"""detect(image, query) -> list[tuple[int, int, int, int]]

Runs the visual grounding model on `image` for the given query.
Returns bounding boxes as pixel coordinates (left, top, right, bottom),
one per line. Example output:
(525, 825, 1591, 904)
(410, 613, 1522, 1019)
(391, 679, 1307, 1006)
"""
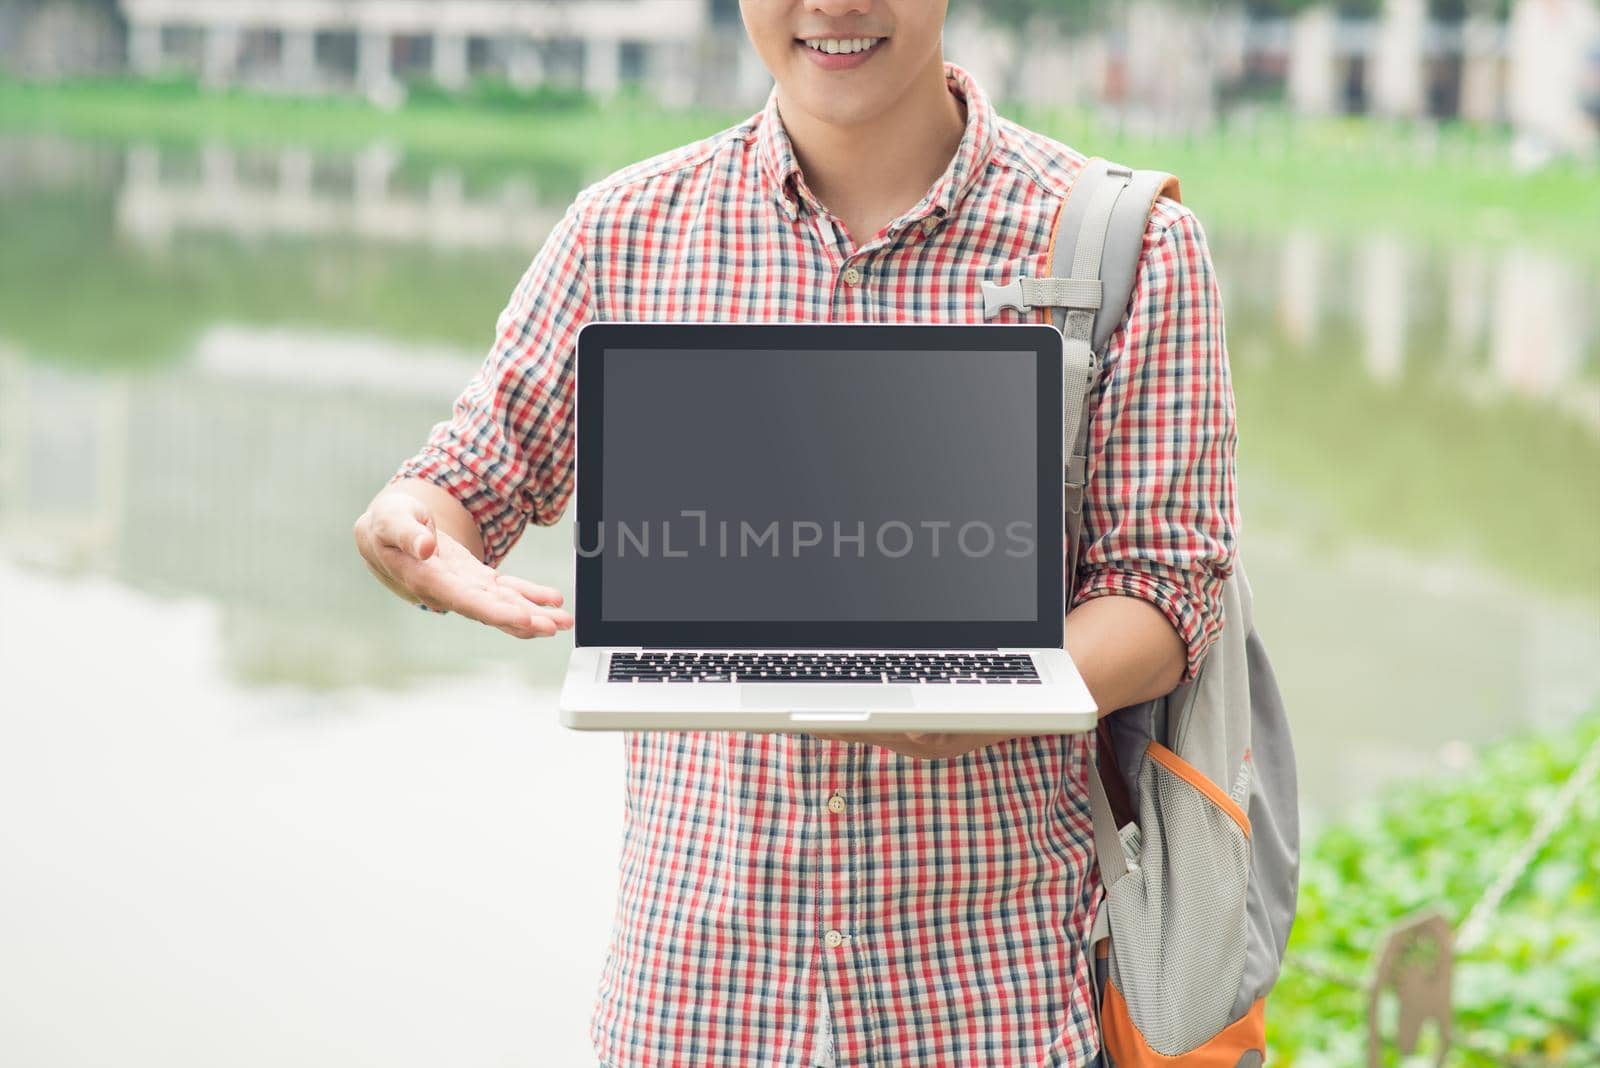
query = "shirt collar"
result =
(756, 60, 998, 230)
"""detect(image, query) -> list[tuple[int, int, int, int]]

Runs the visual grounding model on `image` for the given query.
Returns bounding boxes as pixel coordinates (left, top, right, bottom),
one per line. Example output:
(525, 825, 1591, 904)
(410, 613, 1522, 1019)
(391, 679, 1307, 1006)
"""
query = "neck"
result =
(777, 56, 966, 226)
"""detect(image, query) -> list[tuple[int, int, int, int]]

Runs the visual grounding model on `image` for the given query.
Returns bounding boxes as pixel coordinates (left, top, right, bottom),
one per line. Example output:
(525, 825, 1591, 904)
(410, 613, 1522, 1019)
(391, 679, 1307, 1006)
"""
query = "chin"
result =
(788, 81, 892, 127)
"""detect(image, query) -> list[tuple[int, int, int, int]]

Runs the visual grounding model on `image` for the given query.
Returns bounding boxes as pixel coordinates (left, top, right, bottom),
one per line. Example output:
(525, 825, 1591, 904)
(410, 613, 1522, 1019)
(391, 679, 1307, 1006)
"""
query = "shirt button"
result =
(920, 219, 938, 235)
(842, 265, 863, 286)
(824, 929, 847, 948)
(827, 793, 846, 814)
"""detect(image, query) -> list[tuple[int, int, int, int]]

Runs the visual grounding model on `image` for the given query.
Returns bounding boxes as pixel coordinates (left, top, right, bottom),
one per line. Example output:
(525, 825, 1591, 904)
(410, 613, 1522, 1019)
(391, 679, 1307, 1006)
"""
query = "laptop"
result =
(558, 322, 1098, 734)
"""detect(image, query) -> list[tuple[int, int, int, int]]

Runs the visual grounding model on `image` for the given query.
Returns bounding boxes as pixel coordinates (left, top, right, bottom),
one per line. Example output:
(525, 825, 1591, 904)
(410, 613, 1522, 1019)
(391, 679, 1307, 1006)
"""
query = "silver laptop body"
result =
(559, 322, 1098, 734)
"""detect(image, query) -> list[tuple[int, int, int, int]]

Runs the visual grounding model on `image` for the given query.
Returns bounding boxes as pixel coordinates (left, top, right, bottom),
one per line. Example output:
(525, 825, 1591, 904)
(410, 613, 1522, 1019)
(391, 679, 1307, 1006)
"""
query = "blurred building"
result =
(1275, 0, 1599, 162)
(0, 0, 1594, 159)
(114, 0, 752, 106)
(943, 1, 1597, 160)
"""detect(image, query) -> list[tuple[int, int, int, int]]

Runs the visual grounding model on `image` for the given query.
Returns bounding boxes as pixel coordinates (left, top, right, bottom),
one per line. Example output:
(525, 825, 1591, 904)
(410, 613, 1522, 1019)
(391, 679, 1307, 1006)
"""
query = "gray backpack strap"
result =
(1086, 757, 1131, 883)
(982, 158, 1184, 904)
(981, 157, 1182, 600)
(989, 162, 1294, 1067)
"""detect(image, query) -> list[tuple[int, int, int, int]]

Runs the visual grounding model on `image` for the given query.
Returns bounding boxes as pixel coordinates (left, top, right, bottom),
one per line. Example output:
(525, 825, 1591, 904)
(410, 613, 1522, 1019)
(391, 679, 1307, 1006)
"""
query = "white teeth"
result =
(806, 37, 880, 55)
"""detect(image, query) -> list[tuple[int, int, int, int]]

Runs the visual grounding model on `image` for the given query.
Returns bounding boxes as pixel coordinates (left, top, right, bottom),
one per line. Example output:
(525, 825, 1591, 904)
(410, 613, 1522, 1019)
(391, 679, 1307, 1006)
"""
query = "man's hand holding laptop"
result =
(801, 730, 1019, 760)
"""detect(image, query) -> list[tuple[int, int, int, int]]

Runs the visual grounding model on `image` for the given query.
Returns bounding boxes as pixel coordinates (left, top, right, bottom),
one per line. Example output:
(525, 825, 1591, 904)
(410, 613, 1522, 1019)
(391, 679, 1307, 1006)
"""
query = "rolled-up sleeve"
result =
(1068, 199, 1239, 683)
(390, 197, 594, 567)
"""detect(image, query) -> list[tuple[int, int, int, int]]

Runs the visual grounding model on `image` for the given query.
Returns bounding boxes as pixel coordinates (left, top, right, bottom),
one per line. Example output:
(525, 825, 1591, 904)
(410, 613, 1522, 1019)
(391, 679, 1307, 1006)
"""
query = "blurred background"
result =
(0, 0, 1596, 1064)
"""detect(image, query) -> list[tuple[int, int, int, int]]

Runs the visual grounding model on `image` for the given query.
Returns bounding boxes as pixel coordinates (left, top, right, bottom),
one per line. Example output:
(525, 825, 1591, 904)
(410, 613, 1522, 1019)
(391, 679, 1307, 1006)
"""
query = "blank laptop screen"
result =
(593, 347, 1039, 624)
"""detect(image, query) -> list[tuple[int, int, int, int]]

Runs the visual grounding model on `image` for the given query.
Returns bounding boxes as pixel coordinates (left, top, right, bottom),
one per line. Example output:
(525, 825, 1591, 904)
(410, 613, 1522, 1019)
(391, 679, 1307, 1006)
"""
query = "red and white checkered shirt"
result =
(394, 62, 1237, 1068)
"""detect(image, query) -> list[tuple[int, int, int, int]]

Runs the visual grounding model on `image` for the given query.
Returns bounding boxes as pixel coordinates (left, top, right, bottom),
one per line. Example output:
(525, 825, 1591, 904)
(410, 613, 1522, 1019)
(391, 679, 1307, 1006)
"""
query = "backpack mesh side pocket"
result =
(1101, 742, 1256, 1058)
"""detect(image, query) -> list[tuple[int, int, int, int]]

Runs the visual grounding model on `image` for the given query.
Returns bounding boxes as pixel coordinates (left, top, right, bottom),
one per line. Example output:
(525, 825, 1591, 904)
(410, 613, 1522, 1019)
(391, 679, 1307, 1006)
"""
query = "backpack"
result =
(982, 157, 1301, 1066)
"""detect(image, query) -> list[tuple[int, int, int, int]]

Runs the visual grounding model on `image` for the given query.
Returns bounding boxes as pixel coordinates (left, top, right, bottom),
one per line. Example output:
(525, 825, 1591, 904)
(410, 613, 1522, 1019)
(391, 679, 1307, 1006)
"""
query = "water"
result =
(1, 133, 1597, 1066)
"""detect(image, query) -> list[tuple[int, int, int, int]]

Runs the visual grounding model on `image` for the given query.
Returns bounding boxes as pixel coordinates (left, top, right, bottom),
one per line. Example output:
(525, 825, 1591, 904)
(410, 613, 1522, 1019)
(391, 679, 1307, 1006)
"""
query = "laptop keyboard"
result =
(606, 651, 1041, 684)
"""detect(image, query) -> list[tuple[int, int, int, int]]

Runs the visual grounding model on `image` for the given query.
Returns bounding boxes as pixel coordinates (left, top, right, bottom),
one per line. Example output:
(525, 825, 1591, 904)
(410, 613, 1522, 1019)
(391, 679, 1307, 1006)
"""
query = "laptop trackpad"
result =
(743, 686, 914, 710)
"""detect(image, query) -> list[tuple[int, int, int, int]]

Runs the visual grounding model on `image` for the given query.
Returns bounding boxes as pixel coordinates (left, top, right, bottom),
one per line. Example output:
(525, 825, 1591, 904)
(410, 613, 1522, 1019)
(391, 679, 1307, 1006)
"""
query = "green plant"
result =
(405, 77, 596, 114)
(1272, 711, 1600, 1065)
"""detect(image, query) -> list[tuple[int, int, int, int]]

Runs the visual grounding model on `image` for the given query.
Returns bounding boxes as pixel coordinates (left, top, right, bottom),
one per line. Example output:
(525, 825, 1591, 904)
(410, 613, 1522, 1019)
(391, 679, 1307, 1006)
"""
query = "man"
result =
(353, 1, 1237, 1065)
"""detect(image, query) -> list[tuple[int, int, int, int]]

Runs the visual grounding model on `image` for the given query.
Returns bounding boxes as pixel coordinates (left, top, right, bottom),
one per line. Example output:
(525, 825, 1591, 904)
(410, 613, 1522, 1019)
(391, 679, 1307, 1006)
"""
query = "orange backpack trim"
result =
(1101, 982, 1266, 1066)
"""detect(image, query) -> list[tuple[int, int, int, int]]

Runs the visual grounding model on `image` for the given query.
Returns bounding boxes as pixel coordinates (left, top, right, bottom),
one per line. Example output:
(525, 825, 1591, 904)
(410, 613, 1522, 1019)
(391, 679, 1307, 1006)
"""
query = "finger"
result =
(494, 574, 566, 607)
(377, 545, 506, 618)
(412, 569, 562, 637)
(837, 733, 908, 750)
(907, 734, 1009, 760)
(378, 495, 435, 559)
(490, 615, 560, 639)
(371, 544, 543, 633)
(534, 605, 575, 629)
(478, 602, 560, 639)
(372, 499, 432, 559)
(455, 584, 561, 636)
(488, 582, 573, 627)
(484, 583, 573, 630)
(496, 572, 566, 604)
(812, 731, 890, 745)
(862, 733, 955, 760)
(413, 511, 437, 560)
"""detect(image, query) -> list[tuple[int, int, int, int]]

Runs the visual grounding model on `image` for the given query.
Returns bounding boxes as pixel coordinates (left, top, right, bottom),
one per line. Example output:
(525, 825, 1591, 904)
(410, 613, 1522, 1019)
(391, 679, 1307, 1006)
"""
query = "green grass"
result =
(2, 76, 1597, 258)
(1008, 103, 1600, 262)
(1271, 710, 1600, 1065)
(0, 75, 739, 176)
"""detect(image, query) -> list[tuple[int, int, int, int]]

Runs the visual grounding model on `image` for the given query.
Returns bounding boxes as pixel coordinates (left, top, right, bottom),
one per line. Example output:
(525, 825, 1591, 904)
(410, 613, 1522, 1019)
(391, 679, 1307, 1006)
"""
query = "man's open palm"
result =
(355, 493, 573, 639)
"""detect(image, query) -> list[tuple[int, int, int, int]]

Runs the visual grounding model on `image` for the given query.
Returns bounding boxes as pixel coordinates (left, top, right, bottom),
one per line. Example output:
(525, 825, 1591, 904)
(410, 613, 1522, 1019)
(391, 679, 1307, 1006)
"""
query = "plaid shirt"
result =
(394, 63, 1237, 1068)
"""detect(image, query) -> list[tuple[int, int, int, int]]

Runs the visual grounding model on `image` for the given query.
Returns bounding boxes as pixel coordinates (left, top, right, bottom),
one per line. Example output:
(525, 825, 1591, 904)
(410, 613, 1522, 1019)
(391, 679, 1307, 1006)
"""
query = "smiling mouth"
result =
(797, 37, 888, 56)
